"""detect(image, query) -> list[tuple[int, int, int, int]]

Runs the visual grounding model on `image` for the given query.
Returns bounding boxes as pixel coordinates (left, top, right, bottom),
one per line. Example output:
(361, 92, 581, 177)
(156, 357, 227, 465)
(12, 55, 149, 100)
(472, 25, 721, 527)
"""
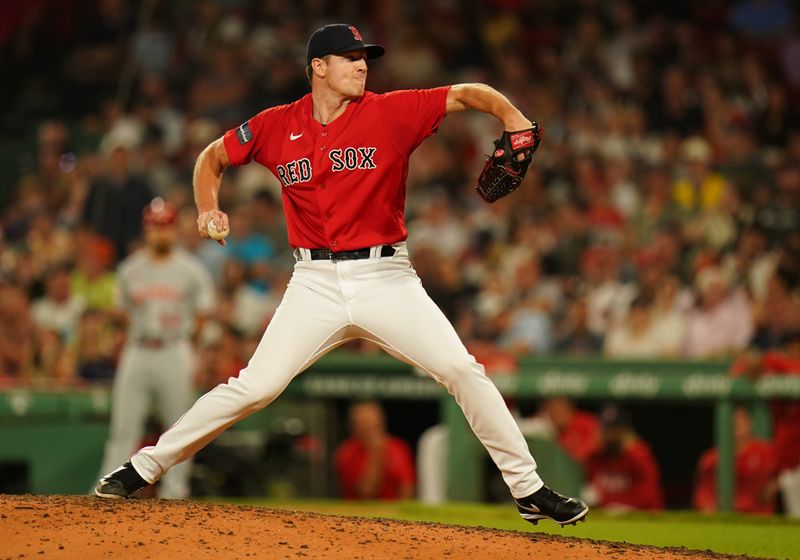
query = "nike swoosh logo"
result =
(290, 132, 303, 140)
(517, 502, 540, 513)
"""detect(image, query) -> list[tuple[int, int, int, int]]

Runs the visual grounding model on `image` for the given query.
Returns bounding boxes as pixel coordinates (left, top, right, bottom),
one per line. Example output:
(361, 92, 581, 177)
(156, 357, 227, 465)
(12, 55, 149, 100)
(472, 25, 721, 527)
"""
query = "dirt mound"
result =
(0, 495, 760, 559)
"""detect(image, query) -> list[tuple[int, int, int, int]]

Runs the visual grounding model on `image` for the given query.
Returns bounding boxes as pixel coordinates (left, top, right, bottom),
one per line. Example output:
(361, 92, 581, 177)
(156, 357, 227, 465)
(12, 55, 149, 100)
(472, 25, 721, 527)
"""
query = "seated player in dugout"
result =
(694, 406, 779, 515)
(335, 401, 415, 500)
(96, 23, 588, 527)
(520, 397, 601, 466)
(584, 406, 664, 511)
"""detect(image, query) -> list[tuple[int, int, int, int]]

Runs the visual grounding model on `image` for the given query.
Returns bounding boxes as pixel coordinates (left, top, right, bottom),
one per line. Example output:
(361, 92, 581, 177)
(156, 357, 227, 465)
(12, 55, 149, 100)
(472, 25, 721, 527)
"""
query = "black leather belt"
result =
(309, 245, 396, 261)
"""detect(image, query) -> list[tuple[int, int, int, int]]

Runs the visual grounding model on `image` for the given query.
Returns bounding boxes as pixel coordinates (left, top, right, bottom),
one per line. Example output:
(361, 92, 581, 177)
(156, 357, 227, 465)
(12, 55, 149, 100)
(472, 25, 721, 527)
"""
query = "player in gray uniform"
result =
(97, 198, 215, 499)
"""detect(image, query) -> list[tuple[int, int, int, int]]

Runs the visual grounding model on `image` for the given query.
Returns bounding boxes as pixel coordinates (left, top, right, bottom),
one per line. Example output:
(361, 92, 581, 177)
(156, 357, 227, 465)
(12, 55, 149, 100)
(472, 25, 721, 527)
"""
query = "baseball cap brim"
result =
(357, 44, 385, 59)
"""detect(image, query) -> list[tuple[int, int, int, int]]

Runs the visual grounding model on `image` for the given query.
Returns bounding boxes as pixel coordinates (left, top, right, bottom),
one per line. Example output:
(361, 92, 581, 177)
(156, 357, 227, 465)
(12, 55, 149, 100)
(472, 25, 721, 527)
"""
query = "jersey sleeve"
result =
(222, 108, 273, 166)
(113, 266, 131, 310)
(382, 86, 450, 154)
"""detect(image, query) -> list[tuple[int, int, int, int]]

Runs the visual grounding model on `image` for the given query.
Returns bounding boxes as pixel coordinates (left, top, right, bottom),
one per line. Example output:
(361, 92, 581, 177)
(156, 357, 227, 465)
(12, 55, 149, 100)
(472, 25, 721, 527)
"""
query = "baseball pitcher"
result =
(97, 24, 587, 526)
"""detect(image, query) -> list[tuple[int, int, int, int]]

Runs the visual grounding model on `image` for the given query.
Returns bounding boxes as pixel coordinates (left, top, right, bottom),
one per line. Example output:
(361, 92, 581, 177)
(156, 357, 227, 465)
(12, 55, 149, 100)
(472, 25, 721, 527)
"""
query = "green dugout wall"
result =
(2, 355, 798, 510)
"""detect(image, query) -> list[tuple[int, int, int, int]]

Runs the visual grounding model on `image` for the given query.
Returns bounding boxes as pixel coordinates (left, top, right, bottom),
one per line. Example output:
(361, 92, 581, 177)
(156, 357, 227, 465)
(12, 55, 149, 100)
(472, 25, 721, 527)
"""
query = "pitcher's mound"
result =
(0, 495, 756, 559)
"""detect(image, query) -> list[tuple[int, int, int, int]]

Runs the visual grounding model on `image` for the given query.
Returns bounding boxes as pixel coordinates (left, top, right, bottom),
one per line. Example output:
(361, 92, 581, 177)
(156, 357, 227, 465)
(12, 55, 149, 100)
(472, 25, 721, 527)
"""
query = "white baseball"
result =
(206, 218, 229, 241)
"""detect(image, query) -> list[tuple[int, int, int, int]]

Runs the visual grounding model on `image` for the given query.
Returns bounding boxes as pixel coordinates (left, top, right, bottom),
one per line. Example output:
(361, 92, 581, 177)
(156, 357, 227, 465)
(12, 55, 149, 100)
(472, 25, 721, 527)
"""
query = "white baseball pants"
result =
(131, 244, 543, 498)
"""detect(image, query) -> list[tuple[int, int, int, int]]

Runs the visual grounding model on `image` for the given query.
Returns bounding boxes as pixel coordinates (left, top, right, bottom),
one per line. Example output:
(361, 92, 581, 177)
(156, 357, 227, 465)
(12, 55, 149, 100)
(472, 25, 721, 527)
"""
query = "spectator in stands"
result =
(250, 189, 290, 262)
(70, 234, 117, 312)
(31, 263, 86, 344)
(554, 297, 604, 356)
(585, 406, 664, 511)
(718, 125, 771, 206)
(75, 309, 118, 384)
(722, 227, 779, 305)
(3, 6, 800, 514)
(406, 192, 470, 258)
(581, 245, 637, 340)
(188, 45, 252, 126)
(694, 406, 778, 514)
(24, 209, 75, 272)
(672, 137, 728, 215)
(650, 275, 690, 355)
(684, 266, 754, 358)
(604, 295, 666, 358)
(335, 401, 415, 501)
(676, 138, 741, 251)
(629, 165, 683, 245)
(81, 128, 154, 262)
(753, 267, 800, 349)
(223, 203, 275, 295)
(0, 283, 34, 383)
(500, 294, 555, 356)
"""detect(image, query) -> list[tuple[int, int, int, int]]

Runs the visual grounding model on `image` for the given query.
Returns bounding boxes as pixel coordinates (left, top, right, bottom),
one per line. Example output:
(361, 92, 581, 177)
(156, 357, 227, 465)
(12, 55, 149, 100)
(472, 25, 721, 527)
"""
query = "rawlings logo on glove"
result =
(476, 122, 542, 203)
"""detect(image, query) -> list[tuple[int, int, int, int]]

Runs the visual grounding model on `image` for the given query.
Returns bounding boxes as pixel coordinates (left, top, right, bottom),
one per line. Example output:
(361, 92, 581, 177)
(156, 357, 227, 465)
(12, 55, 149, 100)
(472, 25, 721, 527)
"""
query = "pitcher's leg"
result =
(350, 266, 542, 498)
(99, 347, 149, 476)
(131, 267, 351, 483)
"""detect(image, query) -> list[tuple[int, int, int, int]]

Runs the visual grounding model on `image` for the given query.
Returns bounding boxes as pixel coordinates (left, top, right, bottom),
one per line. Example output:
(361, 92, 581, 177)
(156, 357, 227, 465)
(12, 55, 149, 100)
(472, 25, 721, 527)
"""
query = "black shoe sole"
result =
(94, 488, 128, 499)
(521, 506, 589, 526)
(94, 490, 128, 500)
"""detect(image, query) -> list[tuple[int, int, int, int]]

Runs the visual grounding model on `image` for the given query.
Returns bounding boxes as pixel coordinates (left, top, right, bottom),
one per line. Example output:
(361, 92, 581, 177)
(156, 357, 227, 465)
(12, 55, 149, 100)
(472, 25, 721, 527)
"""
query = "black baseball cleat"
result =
(515, 485, 589, 526)
(95, 461, 150, 498)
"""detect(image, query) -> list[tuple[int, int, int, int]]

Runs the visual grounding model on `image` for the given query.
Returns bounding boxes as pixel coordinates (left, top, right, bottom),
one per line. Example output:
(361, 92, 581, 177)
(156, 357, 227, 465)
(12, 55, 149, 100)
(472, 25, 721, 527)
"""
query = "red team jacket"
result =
(223, 88, 450, 251)
(334, 436, 416, 500)
(693, 439, 778, 514)
(586, 439, 664, 510)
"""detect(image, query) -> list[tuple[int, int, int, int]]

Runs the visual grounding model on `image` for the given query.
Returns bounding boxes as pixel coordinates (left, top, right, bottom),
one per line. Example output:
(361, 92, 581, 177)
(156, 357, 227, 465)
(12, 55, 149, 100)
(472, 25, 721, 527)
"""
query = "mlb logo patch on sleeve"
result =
(236, 121, 253, 145)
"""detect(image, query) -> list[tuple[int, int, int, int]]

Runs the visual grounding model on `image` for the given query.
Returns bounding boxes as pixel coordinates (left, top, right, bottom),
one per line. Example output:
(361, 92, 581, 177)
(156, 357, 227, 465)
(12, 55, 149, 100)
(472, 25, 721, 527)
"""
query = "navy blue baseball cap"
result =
(306, 24, 385, 65)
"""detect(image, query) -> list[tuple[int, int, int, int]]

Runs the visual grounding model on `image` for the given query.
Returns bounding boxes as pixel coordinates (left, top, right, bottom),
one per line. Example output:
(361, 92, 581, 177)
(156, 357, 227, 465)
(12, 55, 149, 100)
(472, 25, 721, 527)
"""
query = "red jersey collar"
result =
(300, 92, 367, 131)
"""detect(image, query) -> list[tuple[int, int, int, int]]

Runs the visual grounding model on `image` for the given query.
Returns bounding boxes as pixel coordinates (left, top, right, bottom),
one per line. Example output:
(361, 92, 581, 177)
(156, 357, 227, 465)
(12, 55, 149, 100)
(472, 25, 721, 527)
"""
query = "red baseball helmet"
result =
(142, 198, 178, 227)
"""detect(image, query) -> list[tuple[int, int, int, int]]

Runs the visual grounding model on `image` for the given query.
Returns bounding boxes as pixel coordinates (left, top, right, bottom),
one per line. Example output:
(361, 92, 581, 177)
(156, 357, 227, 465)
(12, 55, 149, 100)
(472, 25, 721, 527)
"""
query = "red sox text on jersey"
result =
(276, 147, 378, 187)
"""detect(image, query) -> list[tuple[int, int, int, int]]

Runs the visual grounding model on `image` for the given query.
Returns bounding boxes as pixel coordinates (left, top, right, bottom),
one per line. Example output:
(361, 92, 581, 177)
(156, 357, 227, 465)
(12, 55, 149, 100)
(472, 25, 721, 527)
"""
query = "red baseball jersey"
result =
(334, 436, 416, 500)
(223, 87, 451, 251)
(693, 439, 778, 514)
(587, 439, 664, 510)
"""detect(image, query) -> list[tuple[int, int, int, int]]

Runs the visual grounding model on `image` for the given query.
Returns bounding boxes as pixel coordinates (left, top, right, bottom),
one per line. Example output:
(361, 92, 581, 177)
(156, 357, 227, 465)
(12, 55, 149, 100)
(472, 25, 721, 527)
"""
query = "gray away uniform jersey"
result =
(117, 248, 216, 342)
(99, 248, 215, 498)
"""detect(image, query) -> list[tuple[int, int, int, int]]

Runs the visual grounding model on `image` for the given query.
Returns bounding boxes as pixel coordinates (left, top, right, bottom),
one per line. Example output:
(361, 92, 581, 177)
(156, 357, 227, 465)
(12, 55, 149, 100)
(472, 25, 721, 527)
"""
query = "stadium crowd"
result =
(2, 0, 799, 385)
(1, 0, 800, 511)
